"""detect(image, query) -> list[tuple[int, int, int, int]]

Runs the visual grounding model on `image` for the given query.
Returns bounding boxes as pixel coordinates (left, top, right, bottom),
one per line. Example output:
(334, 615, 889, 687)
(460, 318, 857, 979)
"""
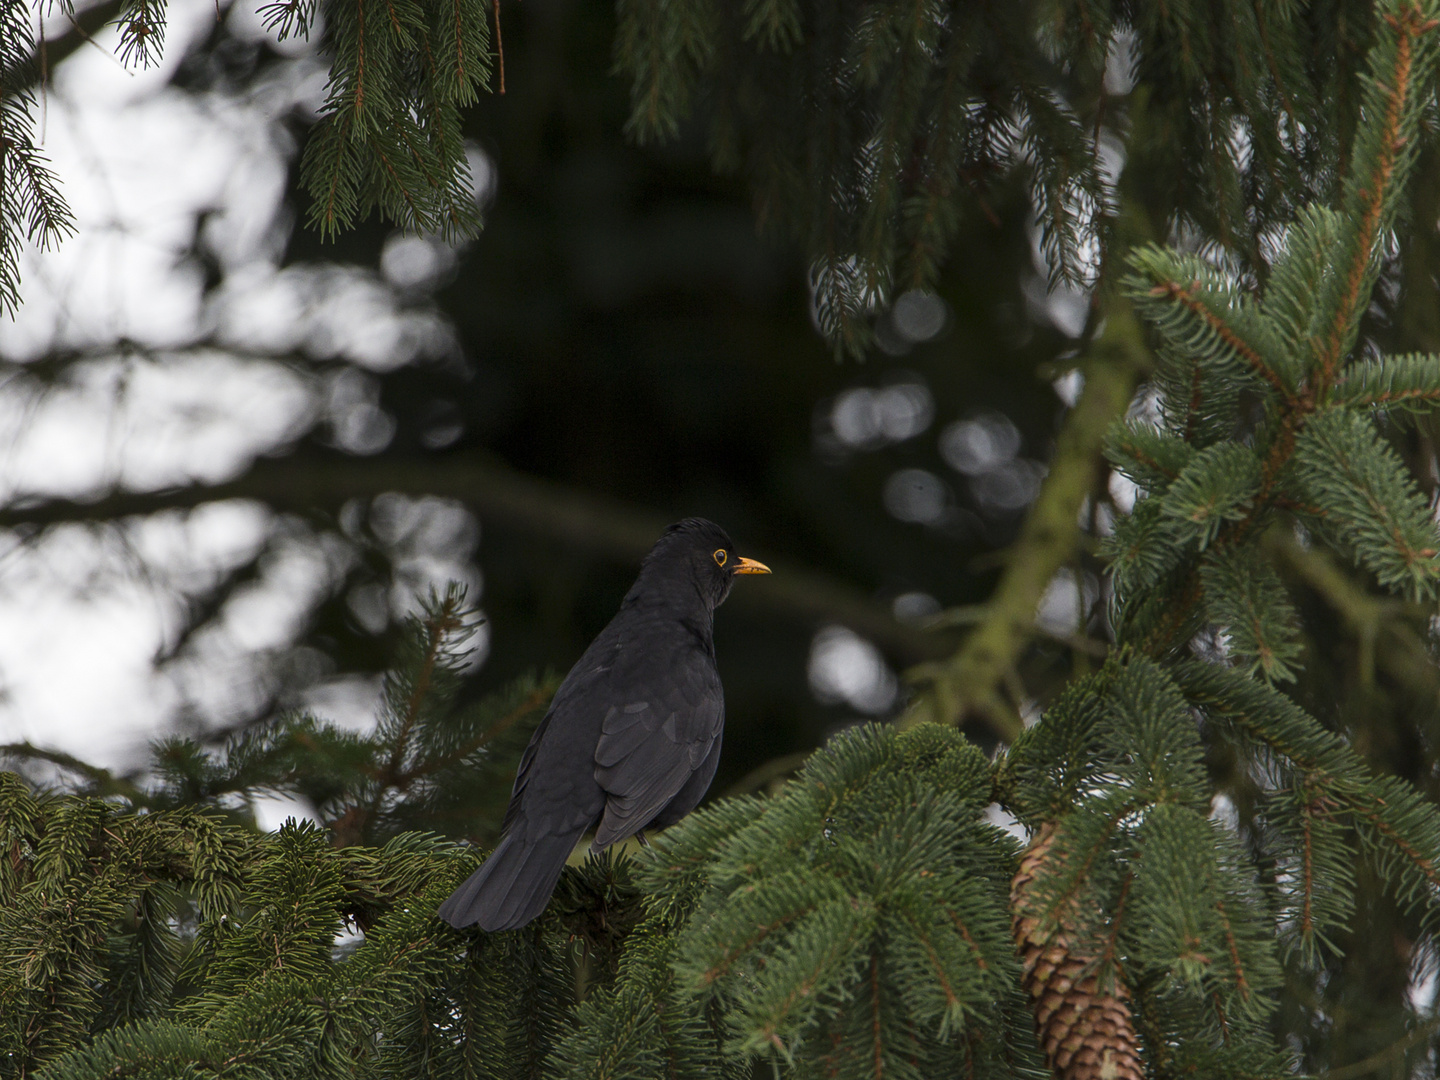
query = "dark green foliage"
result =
(1292, 409, 1440, 599)
(0, 588, 563, 1079)
(1097, 2, 1440, 661)
(998, 657, 1293, 1071)
(1006, 4, 1440, 1071)
(0, 778, 248, 1076)
(11, 815, 606, 1080)
(1334, 351, 1440, 412)
(296, 0, 491, 240)
(0, 0, 74, 315)
(0, 0, 491, 319)
(1174, 661, 1440, 961)
(3, 715, 1042, 1080)
(559, 723, 1042, 1080)
(1104, 422, 1195, 491)
(1199, 549, 1303, 682)
(1001, 646, 1440, 1068)
(0, 616, 611, 1080)
(116, 0, 167, 68)
(553, 907, 740, 1080)
(609, 0, 1396, 354)
(1158, 442, 1263, 548)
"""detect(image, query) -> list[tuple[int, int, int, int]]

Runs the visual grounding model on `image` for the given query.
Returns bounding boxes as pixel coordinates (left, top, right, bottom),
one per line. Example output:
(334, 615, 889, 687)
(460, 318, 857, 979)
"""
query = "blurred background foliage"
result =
(0, 0, 1093, 780)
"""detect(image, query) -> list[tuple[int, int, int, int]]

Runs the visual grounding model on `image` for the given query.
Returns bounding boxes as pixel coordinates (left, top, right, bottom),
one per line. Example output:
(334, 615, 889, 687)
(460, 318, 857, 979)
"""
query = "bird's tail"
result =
(437, 832, 577, 931)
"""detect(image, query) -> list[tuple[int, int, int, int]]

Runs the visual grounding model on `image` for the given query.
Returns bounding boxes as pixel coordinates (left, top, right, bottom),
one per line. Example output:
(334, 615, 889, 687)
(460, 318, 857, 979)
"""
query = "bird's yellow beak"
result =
(732, 556, 771, 575)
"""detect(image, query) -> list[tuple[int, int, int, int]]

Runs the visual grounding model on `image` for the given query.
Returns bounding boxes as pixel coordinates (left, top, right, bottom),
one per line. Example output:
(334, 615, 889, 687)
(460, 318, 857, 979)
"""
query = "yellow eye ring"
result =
(713, 549, 728, 567)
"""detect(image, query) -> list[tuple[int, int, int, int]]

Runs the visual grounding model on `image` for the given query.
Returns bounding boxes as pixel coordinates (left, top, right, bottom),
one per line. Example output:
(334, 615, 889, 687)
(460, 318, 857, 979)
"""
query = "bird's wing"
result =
(500, 637, 620, 835)
(591, 653, 723, 849)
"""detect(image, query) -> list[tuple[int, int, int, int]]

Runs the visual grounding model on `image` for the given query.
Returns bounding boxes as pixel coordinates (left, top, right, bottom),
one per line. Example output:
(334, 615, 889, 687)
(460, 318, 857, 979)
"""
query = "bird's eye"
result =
(713, 549, 728, 567)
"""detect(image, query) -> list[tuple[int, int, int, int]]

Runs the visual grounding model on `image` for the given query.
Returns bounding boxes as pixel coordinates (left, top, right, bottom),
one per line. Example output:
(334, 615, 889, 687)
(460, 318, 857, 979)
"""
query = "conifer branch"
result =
(1299, 795, 1318, 943)
(1265, 529, 1438, 694)
(1351, 793, 1440, 891)
(413, 683, 550, 776)
(376, 589, 467, 791)
(1147, 277, 1288, 396)
(1321, 1016, 1440, 1080)
(1334, 352, 1440, 411)
(1317, 1, 1439, 384)
(0, 452, 950, 666)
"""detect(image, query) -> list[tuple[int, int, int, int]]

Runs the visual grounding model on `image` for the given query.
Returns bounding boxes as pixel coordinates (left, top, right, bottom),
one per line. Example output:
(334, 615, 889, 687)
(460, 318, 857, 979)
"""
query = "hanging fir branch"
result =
(0, 0, 495, 318)
(612, 0, 1361, 355)
(0, 0, 74, 315)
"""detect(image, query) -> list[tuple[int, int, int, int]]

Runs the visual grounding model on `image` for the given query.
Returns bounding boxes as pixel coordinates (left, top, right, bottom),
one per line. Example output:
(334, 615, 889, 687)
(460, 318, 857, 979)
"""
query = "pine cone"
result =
(1011, 822, 1144, 1080)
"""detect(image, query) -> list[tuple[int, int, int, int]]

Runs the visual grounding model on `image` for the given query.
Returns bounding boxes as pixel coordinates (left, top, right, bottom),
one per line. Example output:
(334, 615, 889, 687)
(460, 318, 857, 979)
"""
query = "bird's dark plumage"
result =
(437, 518, 768, 931)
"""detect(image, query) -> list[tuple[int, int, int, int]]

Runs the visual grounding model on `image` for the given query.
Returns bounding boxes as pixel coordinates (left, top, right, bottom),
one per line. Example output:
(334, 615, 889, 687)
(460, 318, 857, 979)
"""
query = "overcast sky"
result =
(0, 0, 482, 769)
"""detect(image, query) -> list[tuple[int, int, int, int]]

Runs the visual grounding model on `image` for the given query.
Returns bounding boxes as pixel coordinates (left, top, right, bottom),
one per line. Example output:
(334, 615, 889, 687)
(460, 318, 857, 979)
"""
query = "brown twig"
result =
(1317, 6, 1438, 387)
(492, 0, 505, 94)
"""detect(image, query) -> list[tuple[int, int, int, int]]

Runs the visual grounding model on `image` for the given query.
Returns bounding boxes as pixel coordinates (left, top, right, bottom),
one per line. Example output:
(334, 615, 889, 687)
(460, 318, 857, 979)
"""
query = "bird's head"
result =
(640, 518, 771, 610)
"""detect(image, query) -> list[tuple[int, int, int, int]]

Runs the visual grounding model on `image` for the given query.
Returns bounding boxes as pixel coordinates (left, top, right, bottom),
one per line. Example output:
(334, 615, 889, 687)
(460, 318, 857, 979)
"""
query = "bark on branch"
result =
(0, 451, 957, 665)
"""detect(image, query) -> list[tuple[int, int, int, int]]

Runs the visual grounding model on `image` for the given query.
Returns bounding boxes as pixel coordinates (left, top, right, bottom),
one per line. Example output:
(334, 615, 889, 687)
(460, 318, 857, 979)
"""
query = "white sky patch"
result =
(1023, 273, 1090, 338)
(985, 802, 1027, 841)
(1035, 567, 1099, 636)
(0, 0, 482, 769)
(1408, 951, 1439, 1016)
(0, 559, 183, 762)
(7, 79, 286, 355)
(0, 502, 362, 764)
(1052, 368, 1084, 407)
(303, 674, 387, 734)
(807, 626, 897, 715)
(0, 353, 316, 503)
(1210, 792, 1240, 831)
(1108, 469, 1140, 514)
(251, 791, 322, 832)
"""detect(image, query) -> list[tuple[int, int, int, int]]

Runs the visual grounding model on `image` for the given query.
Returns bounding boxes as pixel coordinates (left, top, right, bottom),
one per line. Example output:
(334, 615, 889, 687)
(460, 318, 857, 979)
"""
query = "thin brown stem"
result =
(492, 0, 505, 94)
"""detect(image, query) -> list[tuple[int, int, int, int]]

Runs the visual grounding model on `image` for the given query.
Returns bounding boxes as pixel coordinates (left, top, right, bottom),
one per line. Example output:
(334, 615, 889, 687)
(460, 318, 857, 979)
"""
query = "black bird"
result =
(438, 518, 770, 931)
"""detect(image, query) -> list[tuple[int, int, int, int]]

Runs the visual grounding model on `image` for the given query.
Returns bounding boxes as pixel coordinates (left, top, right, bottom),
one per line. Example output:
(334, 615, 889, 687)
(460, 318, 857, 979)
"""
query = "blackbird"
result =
(438, 518, 770, 931)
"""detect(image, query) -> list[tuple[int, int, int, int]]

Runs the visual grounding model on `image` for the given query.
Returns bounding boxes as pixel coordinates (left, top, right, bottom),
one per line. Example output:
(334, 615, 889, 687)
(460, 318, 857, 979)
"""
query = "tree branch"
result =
(0, 452, 957, 665)
(904, 299, 1148, 738)
(1264, 528, 1439, 694)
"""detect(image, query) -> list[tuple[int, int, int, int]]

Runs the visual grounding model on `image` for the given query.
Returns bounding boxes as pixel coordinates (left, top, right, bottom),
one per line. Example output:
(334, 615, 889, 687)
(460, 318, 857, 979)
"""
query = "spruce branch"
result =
(1104, 422, 1194, 491)
(115, 0, 165, 68)
(1333, 352, 1440, 411)
(376, 585, 473, 790)
(1264, 528, 1437, 693)
(1290, 409, 1440, 599)
(1198, 547, 1303, 682)
(1315, 0, 1440, 384)
(1160, 442, 1263, 548)
(1125, 248, 1291, 396)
